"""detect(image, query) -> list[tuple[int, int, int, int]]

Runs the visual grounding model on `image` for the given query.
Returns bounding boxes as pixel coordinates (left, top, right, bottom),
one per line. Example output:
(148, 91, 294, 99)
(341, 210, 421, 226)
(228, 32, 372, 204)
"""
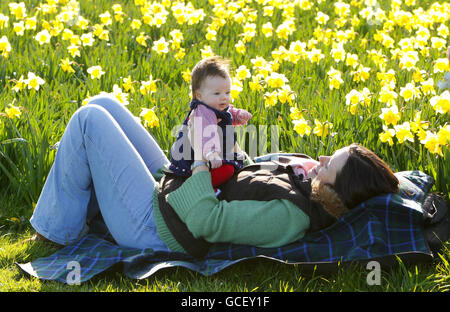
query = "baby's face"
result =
(195, 75, 231, 111)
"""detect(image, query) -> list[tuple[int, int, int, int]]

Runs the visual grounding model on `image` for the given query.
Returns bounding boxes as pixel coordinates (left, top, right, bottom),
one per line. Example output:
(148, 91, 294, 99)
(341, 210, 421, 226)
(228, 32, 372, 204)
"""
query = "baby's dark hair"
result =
(191, 57, 231, 99)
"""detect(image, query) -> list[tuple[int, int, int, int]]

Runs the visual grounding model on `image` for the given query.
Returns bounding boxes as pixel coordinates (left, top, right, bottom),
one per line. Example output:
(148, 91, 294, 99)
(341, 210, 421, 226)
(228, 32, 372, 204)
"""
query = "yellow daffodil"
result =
(62, 28, 74, 41)
(289, 107, 303, 120)
(34, 29, 52, 45)
(334, 1, 350, 17)
(112, 84, 129, 106)
(13, 21, 25, 36)
(70, 34, 81, 46)
(140, 107, 159, 128)
(24, 72, 45, 91)
(75, 16, 89, 30)
(251, 56, 267, 69)
(152, 37, 169, 55)
(306, 48, 324, 63)
(331, 43, 346, 63)
(394, 122, 414, 144)
(351, 65, 370, 83)
(400, 82, 420, 102)
(261, 22, 273, 37)
(379, 104, 401, 126)
(420, 131, 443, 156)
(277, 85, 296, 105)
(24, 15, 36, 30)
(9, 2, 27, 20)
(316, 11, 329, 25)
(67, 44, 80, 58)
(409, 111, 429, 136)
(329, 76, 344, 90)
(420, 78, 435, 96)
(313, 119, 333, 137)
(437, 125, 450, 146)
(412, 69, 426, 83)
(12, 75, 25, 92)
(345, 53, 359, 68)
(293, 118, 311, 136)
(0, 35, 11, 58)
(121, 76, 134, 93)
(431, 37, 446, 50)
(87, 66, 105, 80)
(235, 40, 246, 55)
(99, 11, 112, 26)
(230, 77, 242, 101)
(82, 92, 91, 106)
(140, 75, 157, 95)
(327, 67, 343, 90)
(265, 72, 288, 89)
(361, 87, 372, 106)
(60, 58, 75, 73)
(136, 32, 147, 47)
(201, 45, 215, 59)
(235, 65, 251, 81)
(130, 19, 142, 30)
(434, 58, 450, 73)
(93, 24, 104, 37)
(378, 86, 398, 106)
(152, 12, 168, 28)
(0, 14, 9, 29)
(174, 48, 186, 60)
(436, 24, 449, 37)
(379, 126, 396, 146)
(248, 74, 264, 92)
(399, 55, 417, 71)
(98, 30, 109, 41)
(80, 32, 94, 46)
(345, 90, 363, 115)
(5, 103, 22, 119)
(429, 91, 450, 114)
(181, 69, 191, 83)
(263, 90, 278, 107)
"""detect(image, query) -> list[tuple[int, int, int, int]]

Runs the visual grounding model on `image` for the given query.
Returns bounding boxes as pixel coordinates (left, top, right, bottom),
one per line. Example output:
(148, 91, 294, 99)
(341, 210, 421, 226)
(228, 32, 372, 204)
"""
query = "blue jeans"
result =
(30, 95, 170, 251)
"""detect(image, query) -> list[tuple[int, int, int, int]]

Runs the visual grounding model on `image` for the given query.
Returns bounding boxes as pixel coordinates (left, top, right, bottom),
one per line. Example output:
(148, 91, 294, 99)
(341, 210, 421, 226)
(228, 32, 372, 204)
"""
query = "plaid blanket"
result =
(17, 171, 435, 284)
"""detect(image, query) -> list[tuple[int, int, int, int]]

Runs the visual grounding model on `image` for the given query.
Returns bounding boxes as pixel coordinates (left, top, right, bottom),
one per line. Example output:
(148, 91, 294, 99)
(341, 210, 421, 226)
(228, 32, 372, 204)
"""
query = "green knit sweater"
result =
(152, 168, 310, 254)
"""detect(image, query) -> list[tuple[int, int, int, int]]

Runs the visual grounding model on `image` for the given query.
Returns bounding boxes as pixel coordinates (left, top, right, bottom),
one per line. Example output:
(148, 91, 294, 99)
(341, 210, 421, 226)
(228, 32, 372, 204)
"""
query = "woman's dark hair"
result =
(332, 143, 399, 209)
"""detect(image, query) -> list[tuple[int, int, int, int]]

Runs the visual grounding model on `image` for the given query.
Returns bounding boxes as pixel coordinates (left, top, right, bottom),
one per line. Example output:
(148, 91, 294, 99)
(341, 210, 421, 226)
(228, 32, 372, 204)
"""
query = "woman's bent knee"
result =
(86, 94, 122, 111)
(73, 104, 114, 134)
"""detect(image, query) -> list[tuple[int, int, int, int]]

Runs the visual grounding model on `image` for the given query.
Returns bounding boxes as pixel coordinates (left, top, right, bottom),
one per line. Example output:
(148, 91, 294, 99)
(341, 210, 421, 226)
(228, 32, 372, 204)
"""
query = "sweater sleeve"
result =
(166, 171, 310, 247)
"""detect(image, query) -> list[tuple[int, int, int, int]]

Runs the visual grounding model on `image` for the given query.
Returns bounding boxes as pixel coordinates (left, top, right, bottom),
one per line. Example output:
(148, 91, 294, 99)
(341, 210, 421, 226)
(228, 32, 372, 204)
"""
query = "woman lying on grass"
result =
(28, 95, 399, 257)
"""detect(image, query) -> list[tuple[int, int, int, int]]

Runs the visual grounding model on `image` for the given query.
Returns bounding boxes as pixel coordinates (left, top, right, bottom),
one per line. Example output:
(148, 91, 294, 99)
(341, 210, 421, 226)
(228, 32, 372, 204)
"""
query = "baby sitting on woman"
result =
(169, 57, 252, 189)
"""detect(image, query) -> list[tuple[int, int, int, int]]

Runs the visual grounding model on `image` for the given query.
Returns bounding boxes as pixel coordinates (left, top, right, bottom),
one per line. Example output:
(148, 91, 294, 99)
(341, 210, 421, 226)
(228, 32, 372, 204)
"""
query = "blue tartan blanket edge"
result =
(16, 170, 435, 284)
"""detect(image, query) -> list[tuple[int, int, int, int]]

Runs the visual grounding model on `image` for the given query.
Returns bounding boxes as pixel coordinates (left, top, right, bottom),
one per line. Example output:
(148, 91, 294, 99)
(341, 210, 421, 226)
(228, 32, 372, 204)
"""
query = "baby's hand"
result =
(206, 151, 223, 169)
(237, 110, 252, 124)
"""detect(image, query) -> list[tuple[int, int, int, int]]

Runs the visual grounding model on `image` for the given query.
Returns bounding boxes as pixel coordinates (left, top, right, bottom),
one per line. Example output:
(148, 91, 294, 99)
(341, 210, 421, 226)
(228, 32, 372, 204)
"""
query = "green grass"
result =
(0, 0, 449, 291)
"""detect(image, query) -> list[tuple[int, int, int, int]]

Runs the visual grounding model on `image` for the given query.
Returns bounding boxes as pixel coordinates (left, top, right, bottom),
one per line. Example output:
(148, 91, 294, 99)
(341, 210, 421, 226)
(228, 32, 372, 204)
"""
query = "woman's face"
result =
(309, 146, 350, 185)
